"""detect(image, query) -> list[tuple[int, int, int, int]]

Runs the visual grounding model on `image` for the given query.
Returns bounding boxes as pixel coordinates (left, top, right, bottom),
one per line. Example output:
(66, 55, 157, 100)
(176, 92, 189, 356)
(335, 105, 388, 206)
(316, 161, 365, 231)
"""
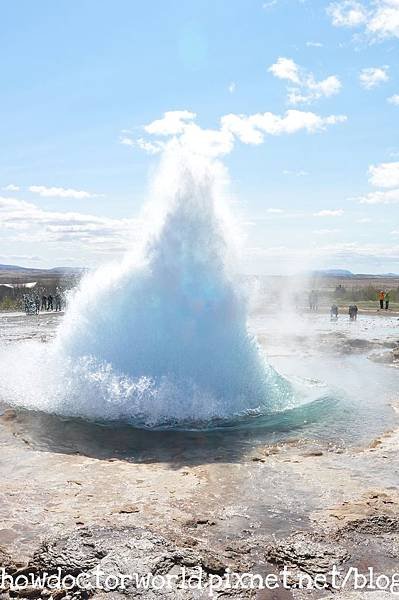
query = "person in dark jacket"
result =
(385, 291, 390, 310)
(330, 304, 338, 320)
(55, 293, 62, 312)
(349, 304, 358, 321)
(47, 294, 53, 311)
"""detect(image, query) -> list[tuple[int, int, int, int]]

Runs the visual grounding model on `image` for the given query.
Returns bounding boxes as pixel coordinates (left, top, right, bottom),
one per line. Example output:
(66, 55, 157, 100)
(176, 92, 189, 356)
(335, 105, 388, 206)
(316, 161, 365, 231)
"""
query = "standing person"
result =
(41, 294, 47, 311)
(308, 290, 314, 311)
(313, 290, 319, 312)
(55, 292, 62, 312)
(47, 294, 53, 311)
(349, 304, 358, 321)
(34, 295, 40, 315)
(330, 304, 338, 320)
(385, 291, 390, 310)
(379, 290, 385, 310)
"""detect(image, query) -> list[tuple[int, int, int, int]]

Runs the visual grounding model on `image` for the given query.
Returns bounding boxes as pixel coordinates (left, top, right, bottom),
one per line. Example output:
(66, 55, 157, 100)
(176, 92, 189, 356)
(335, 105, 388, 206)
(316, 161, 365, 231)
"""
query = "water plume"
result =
(0, 145, 294, 428)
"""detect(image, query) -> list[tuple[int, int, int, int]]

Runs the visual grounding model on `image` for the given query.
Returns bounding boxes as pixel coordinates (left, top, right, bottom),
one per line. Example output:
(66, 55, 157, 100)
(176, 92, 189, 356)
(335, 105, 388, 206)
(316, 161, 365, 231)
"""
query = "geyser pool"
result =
(0, 149, 296, 428)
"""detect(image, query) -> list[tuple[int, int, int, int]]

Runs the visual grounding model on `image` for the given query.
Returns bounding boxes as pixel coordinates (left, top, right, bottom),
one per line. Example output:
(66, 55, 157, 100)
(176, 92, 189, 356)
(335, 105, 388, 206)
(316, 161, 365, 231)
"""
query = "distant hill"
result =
(313, 269, 354, 277)
(50, 266, 86, 274)
(0, 263, 39, 272)
(0, 263, 85, 282)
(312, 269, 399, 278)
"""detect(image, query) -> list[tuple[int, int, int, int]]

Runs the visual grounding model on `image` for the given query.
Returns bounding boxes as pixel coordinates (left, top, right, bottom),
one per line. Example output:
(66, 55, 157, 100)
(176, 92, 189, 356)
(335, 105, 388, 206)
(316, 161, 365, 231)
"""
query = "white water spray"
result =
(0, 146, 293, 428)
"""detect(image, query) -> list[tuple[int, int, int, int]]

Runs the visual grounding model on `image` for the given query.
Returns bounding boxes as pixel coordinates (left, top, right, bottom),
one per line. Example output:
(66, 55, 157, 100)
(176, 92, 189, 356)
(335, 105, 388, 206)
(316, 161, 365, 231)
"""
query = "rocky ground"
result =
(0, 311, 399, 598)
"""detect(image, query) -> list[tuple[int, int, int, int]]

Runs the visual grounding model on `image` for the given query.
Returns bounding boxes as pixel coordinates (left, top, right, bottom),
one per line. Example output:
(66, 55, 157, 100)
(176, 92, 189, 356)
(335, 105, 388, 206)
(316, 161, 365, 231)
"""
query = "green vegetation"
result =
(0, 297, 19, 311)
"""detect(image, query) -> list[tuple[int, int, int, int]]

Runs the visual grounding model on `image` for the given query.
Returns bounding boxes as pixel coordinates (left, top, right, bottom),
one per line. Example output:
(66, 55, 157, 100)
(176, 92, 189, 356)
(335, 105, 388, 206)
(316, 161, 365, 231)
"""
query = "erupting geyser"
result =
(0, 147, 293, 428)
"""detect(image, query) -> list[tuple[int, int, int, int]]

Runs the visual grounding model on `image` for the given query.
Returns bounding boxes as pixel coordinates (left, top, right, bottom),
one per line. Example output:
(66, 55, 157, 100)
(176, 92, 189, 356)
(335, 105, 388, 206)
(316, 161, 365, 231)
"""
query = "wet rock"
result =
(301, 450, 323, 457)
(183, 518, 216, 528)
(368, 438, 382, 449)
(0, 547, 21, 573)
(342, 338, 372, 354)
(265, 531, 349, 578)
(328, 491, 399, 533)
(347, 339, 370, 349)
(369, 346, 399, 364)
(28, 526, 247, 598)
(344, 514, 399, 534)
(10, 587, 43, 598)
(113, 504, 140, 514)
(368, 351, 393, 364)
(0, 410, 17, 422)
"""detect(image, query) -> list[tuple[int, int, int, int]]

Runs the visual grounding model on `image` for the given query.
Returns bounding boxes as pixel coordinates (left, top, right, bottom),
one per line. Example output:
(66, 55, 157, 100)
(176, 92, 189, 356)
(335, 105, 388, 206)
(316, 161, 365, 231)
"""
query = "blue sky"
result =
(1, 0, 399, 273)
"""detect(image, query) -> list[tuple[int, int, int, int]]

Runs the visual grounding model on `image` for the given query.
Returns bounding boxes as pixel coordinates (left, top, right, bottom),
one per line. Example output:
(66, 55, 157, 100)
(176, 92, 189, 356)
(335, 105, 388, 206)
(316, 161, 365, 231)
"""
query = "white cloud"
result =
(327, 0, 399, 41)
(268, 57, 342, 104)
(359, 66, 389, 89)
(388, 94, 399, 105)
(0, 196, 139, 253)
(126, 109, 346, 158)
(368, 161, 399, 187)
(313, 228, 341, 234)
(269, 57, 300, 84)
(306, 41, 324, 47)
(262, 0, 278, 8)
(222, 110, 346, 138)
(357, 217, 372, 223)
(313, 209, 344, 216)
(144, 110, 196, 136)
(266, 208, 284, 213)
(228, 82, 236, 94)
(282, 169, 308, 176)
(136, 138, 165, 154)
(119, 135, 165, 154)
(29, 185, 97, 199)
(0, 254, 41, 263)
(356, 188, 399, 204)
(2, 184, 20, 192)
(327, 0, 368, 27)
(353, 160, 399, 204)
(119, 136, 135, 147)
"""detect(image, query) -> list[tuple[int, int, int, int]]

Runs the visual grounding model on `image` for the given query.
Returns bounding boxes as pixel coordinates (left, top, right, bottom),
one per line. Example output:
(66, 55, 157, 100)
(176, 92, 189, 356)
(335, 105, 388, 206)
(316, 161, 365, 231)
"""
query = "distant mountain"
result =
(0, 263, 40, 272)
(0, 264, 84, 277)
(311, 269, 399, 278)
(313, 269, 354, 277)
(49, 266, 86, 274)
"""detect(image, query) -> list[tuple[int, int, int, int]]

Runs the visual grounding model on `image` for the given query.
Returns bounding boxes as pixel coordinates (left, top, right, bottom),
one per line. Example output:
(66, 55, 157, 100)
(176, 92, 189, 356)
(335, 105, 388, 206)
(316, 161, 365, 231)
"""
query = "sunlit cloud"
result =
(313, 209, 344, 216)
(327, 0, 399, 42)
(2, 184, 20, 192)
(0, 196, 140, 253)
(28, 185, 98, 199)
(368, 161, 399, 188)
(122, 109, 347, 159)
(268, 57, 342, 104)
(359, 66, 389, 89)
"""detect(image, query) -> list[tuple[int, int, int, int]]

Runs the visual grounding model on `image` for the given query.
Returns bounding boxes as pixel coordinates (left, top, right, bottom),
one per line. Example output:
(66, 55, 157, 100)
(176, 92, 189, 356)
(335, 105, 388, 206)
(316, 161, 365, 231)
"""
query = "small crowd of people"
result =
(23, 291, 63, 315)
(330, 304, 358, 321)
(378, 290, 391, 310)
